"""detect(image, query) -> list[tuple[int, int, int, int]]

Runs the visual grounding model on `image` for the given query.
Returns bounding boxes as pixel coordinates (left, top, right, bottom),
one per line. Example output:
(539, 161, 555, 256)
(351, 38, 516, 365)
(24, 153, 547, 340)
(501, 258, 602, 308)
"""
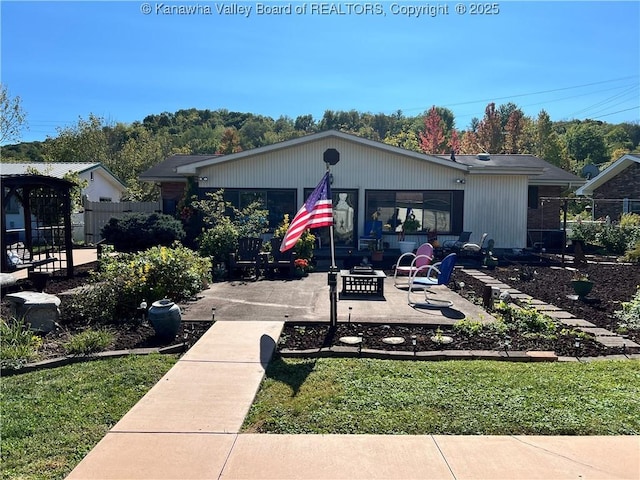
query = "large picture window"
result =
(222, 189, 297, 230)
(365, 190, 463, 235)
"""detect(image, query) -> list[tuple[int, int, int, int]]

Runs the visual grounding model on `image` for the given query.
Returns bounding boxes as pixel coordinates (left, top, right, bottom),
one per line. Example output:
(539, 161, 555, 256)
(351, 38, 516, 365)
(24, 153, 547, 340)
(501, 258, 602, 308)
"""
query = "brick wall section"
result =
(161, 182, 187, 202)
(593, 162, 640, 221)
(528, 185, 562, 230)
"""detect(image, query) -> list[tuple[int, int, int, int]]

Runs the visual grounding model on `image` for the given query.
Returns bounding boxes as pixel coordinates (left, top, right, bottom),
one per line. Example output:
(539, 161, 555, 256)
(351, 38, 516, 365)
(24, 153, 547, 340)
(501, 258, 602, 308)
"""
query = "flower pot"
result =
(148, 299, 182, 341)
(571, 280, 593, 298)
(398, 241, 416, 254)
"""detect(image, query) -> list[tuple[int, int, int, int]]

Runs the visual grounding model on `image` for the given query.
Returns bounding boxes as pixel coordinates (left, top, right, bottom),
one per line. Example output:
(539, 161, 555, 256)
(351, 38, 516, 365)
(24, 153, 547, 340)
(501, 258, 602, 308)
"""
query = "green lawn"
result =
(1, 354, 179, 480)
(243, 357, 640, 435)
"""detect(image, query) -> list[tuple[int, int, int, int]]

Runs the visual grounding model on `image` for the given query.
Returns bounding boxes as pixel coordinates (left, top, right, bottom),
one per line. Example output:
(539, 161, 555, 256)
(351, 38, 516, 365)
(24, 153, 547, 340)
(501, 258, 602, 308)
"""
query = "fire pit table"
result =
(339, 269, 386, 297)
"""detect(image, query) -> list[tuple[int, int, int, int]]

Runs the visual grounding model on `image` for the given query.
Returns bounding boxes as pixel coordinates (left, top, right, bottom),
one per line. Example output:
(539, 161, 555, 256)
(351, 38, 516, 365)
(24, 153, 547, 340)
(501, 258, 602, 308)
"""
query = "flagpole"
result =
(323, 148, 340, 328)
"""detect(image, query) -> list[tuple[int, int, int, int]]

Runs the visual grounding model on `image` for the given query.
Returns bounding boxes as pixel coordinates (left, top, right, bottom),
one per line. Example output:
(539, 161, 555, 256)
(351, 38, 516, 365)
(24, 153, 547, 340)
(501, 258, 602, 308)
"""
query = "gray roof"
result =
(0, 162, 126, 187)
(139, 155, 222, 182)
(438, 154, 584, 186)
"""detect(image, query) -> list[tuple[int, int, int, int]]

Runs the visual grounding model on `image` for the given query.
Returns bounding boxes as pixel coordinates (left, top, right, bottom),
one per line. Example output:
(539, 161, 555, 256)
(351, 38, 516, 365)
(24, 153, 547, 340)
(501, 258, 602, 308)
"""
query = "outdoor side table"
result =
(339, 269, 386, 297)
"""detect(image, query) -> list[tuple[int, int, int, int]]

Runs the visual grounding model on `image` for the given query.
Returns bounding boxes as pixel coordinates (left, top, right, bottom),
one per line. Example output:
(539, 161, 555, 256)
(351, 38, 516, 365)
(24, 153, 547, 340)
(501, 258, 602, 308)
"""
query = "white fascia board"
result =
(576, 154, 639, 196)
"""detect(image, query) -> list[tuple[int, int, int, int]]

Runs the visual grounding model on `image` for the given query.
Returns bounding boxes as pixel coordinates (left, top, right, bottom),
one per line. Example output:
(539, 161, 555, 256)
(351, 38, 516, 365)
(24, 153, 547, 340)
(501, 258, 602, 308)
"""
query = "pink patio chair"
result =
(393, 242, 434, 287)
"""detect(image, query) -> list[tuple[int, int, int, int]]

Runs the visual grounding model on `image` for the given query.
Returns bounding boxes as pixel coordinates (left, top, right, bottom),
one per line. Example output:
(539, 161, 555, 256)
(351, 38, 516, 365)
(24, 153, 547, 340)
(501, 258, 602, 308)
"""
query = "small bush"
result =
(623, 241, 640, 263)
(62, 243, 211, 326)
(619, 212, 640, 227)
(494, 302, 557, 334)
(596, 224, 640, 255)
(273, 214, 316, 260)
(614, 286, 640, 332)
(0, 318, 43, 367)
(101, 213, 185, 252)
(198, 217, 239, 264)
(65, 328, 115, 355)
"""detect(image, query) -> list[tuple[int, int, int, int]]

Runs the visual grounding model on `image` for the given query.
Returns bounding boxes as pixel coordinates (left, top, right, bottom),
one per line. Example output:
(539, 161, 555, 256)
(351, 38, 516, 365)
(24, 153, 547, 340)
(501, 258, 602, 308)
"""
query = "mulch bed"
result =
(278, 256, 640, 358)
(1, 263, 212, 362)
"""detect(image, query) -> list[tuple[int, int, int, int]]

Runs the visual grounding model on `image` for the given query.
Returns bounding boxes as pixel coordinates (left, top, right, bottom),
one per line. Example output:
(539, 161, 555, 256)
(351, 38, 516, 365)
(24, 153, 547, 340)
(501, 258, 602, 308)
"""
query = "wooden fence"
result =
(82, 199, 162, 245)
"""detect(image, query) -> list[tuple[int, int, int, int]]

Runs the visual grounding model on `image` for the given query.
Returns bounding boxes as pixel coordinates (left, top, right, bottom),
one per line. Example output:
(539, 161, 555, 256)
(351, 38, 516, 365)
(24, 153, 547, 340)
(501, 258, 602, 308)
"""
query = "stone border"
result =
(461, 268, 640, 354)
(278, 347, 640, 363)
(1, 343, 187, 377)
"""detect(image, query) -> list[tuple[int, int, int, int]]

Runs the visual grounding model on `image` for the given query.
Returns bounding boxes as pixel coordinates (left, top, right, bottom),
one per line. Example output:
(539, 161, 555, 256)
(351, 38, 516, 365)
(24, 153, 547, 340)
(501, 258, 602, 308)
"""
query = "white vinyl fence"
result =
(82, 199, 162, 245)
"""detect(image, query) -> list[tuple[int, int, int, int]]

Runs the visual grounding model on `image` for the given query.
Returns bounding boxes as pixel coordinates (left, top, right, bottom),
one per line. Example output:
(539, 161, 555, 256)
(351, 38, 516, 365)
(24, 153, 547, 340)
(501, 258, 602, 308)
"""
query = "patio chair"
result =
(393, 242, 434, 287)
(407, 253, 457, 309)
(460, 233, 489, 255)
(264, 237, 297, 278)
(442, 231, 471, 252)
(358, 220, 383, 251)
(229, 237, 264, 279)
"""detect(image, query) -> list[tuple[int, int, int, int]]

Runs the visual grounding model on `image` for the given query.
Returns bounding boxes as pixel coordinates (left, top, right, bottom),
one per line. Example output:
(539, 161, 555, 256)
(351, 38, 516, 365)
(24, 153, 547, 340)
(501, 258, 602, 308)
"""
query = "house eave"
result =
(175, 130, 469, 174)
(576, 153, 640, 196)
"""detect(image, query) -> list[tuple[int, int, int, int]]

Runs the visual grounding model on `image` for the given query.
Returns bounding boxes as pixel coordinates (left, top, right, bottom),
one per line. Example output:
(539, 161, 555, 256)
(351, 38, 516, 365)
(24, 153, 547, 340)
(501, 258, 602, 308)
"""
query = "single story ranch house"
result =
(141, 130, 583, 251)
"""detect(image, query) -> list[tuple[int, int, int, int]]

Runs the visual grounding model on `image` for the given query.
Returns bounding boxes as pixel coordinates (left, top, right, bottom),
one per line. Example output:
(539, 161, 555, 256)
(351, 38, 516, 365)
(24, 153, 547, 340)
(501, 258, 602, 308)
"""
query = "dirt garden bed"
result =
(277, 256, 640, 358)
(1, 263, 212, 364)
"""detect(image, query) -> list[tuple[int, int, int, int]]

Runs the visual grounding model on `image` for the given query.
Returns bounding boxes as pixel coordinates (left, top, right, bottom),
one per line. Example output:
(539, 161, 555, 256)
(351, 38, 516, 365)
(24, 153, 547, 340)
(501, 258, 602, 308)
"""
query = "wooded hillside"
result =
(2, 104, 639, 201)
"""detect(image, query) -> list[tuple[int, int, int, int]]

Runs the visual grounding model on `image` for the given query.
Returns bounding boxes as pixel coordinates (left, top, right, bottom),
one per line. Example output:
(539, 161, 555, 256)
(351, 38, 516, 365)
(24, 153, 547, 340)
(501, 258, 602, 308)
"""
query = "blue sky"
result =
(2, 0, 639, 143)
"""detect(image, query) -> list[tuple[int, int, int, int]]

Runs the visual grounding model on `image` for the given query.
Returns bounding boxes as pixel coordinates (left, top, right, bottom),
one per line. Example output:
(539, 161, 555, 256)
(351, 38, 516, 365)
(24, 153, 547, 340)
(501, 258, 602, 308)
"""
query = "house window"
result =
(365, 190, 463, 235)
(222, 189, 297, 230)
(5, 194, 21, 214)
(99, 197, 112, 202)
(528, 186, 539, 209)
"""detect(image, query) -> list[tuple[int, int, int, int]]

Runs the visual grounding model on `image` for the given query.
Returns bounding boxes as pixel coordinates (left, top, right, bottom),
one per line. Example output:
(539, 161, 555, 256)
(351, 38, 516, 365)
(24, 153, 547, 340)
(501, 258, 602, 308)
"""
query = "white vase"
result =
(398, 241, 416, 254)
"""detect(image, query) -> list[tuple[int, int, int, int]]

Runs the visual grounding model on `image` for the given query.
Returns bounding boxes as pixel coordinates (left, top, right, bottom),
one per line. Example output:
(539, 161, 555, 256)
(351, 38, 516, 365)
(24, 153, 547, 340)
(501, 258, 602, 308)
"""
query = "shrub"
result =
(273, 214, 316, 260)
(101, 213, 185, 252)
(62, 243, 211, 325)
(193, 189, 269, 264)
(619, 212, 640, 227)
(65, 328, 115, 355)
(0, 318, 43, 367)
(198, 217, 239, 264)
(614, 286, 640, 332)
(494, 302, 557, 335)
(623, 241, 640, 263)
(597, 224, 640, 255)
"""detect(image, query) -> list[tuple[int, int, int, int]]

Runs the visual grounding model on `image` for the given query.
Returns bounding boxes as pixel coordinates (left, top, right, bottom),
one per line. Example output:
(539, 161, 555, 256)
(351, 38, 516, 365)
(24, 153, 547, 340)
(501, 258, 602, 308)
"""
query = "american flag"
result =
(280, 172, 333, 252)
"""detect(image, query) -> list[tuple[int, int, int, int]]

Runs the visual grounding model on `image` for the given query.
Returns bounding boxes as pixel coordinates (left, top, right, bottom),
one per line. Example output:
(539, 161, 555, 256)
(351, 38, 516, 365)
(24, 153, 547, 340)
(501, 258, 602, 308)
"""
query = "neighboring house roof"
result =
(576, 153, 640, 196)
(440, 154, 584, 186)
(139, 155, 222, 182)
(0, 162, 126, 188)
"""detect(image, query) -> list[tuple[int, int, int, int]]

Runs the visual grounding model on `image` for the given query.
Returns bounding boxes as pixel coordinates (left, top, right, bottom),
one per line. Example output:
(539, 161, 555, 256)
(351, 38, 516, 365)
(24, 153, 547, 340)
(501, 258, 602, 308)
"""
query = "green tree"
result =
(383, 128, 421, 153)
(0, 84, 28, 144)
(565, 122, 609, 168)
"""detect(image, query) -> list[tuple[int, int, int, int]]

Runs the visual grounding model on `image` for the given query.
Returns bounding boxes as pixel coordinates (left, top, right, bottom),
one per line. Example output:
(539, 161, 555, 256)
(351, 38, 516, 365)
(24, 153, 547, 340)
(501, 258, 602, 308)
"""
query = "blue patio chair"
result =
(358, 220, 383, 250)
(407, 253, 457, 309)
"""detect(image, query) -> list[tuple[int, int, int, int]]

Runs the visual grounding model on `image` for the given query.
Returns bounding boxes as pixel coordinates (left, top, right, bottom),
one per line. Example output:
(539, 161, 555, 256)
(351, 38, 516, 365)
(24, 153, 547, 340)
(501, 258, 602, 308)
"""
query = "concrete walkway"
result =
(67, 271, 639, 479)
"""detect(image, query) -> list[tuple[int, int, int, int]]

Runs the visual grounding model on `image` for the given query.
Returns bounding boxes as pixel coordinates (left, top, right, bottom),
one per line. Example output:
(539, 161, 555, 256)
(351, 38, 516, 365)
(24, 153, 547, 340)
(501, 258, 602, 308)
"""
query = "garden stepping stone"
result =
(339, 336, 362, 345)
(382, 337, 405, 345)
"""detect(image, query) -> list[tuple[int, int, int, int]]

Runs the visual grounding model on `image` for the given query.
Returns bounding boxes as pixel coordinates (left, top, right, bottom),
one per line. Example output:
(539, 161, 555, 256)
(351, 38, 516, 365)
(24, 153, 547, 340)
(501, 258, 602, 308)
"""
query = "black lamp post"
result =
(324, 148, 339, 327)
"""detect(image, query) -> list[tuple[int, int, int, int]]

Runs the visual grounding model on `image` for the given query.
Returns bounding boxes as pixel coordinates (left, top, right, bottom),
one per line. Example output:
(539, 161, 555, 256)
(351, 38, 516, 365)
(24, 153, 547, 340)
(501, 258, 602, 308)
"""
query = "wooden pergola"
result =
(2, 174, 75, 277)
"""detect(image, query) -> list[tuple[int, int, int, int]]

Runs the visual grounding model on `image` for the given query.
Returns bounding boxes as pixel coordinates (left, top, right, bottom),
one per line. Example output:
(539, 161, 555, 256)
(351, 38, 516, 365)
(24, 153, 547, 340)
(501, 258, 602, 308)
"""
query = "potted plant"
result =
(398, 214, 421, 253)
(571, 271, 593, 298)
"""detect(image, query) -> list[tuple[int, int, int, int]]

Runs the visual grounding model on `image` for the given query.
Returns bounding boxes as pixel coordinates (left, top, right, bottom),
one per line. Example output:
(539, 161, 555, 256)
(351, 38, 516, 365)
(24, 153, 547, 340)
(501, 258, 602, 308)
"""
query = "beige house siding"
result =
(196, 138, 531, 249)
(463, 175, 529, 249)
